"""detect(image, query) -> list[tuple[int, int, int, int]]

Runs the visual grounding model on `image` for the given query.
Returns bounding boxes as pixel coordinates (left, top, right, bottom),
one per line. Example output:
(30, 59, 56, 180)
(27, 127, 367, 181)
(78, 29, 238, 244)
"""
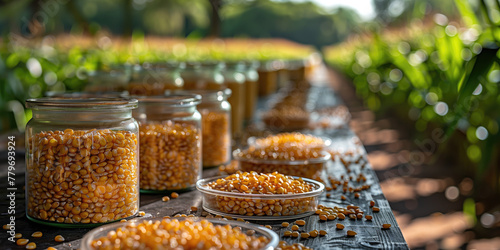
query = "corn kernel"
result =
(17, 239, 29, 246)
(31, 231, 42, 238)
(54, 235, 65, 242)
(25, 242, 36, 250)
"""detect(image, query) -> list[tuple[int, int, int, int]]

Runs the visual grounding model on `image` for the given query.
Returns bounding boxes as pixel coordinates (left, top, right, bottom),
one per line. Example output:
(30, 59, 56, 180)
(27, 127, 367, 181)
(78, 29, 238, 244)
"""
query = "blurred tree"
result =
(220, 0, 361, 48)
(373, 0, 458, 25)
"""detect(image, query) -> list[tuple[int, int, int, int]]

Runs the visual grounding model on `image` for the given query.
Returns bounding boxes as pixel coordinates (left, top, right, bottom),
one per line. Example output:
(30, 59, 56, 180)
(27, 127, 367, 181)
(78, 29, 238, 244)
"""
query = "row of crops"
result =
(325, 0, 500, 204)
(0, 36, 314, 132)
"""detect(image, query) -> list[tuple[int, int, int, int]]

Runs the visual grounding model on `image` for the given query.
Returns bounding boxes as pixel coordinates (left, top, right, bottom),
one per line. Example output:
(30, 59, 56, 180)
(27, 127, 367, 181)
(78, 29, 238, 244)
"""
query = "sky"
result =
(290, 0, 376, 20)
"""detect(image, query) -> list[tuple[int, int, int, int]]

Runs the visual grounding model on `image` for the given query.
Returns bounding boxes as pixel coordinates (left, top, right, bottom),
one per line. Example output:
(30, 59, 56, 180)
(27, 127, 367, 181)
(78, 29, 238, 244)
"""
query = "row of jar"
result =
(85, 59, 312, 135)
(24, 93, 229, 227)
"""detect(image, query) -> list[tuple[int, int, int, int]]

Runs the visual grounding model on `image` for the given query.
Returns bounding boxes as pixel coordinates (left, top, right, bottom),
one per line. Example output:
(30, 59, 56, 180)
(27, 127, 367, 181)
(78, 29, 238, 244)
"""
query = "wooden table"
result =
(0, 80, 408, 249)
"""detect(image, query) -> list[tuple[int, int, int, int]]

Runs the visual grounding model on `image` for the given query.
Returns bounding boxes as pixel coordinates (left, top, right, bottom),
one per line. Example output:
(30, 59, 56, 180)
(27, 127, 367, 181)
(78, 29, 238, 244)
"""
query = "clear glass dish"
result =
(196, 176, 324, 220)
(233, 149, 331, 180)
(81, 217, 279, 250)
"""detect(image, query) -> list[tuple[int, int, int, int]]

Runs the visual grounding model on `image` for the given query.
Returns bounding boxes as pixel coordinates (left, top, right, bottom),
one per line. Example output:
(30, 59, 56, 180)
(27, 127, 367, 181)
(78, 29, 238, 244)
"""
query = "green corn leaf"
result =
(457, 47, 498, 104)
(454, 0, 480, 28)
(444, 47, 498, 138)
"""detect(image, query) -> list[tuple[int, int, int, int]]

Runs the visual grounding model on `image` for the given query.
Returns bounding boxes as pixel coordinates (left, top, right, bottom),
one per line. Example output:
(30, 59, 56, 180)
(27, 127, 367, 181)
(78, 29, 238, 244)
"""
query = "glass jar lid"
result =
(26, 97, 138, 110)
(168, 89, 231, 103)
(132, 94, 201, 107)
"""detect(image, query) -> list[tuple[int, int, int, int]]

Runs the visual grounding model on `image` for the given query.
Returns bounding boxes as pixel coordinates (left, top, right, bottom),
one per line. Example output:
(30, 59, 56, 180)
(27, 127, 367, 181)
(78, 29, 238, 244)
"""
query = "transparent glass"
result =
(85, 66, 131, 92)
(127, 62, 184, 95)
(132, 95, 202, 193)
(197, 176, 324, 220)
(243, 61, 260, 121)
(223, 62, 246, 136)
(181, 61, 226, 90)
(25, 98, 140, 228)
(170, 89, 232, 168)
(81, 217, 279, 250)
(287, 59, 307, 82)
(258, 60, 283, 96)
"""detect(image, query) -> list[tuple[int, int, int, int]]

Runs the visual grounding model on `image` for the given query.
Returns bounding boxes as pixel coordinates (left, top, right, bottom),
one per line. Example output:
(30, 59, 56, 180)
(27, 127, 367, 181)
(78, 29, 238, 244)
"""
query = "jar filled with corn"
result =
(223, 62, 246, 136)
(243, 60, 259, 121)
(133, 95, 202, 193)
(25, 97, 140, 227)
(181, 61, 226, 90)
(128, 62, 185, 96)
(170, 89, 232, 168)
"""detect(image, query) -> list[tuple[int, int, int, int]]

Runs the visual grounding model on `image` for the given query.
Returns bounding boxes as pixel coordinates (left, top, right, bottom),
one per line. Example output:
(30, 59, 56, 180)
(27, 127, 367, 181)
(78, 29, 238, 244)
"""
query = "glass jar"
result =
(181, 61, 226, 90)
(287, 59, 307, 82)
(243, 61, 259, 121)
(223, 62, 246, 136)
(258, 60, 281, 96)
(128, 62, 184, 96)
(170, 89, 232, 168)
(133, 95, 202, 193)
(25, 98, 139, 228)
(85, 66, 131, 92)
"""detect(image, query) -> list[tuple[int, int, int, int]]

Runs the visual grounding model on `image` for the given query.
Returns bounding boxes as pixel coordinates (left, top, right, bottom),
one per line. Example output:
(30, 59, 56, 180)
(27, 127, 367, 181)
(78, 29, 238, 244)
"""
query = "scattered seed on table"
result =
(25, 242, 36, 250)
(357, 213, 363, 219)
(54, 235, 65, 242)
(338, 213, 346, 220)
(291, 225, 299, 231)
(372, 207, 380, 212)
(349, 214, 356, 220)
(370, 200, 375, 207)
(162, 196, 170, 202)
(341, 195, 346, 201)
(301, 232, 310, 239)
(347, 230, 357, 237)
(326, 187, 333, 191)
(14, 233, 22, 238)
(326, 193, 331, 198)
(354, 193, 360, 199)
(319, 230, 327, 236)
(336, 223, 344, 230)
(365, 215, 373, 221)
(309, 230, 319, 238)
(31, 231, 42, 238)
(281, 222, 289, 227)
(265, 225, 272, 229)
(382, 224, 391, 229)
(47, 247, 57, 250)
(16, 239, 29, 246)
(319, 214, 328, 221)
(291, 232, 299, 238)
(190, 206, 198, 212)
(295, 220, 306, 226)
(284, 231, 292, 237)
(3, 224, 9, 230)
(171, 192, 179, 199)
(138, 211, 146, 217)
(328, 214, 336, 220)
